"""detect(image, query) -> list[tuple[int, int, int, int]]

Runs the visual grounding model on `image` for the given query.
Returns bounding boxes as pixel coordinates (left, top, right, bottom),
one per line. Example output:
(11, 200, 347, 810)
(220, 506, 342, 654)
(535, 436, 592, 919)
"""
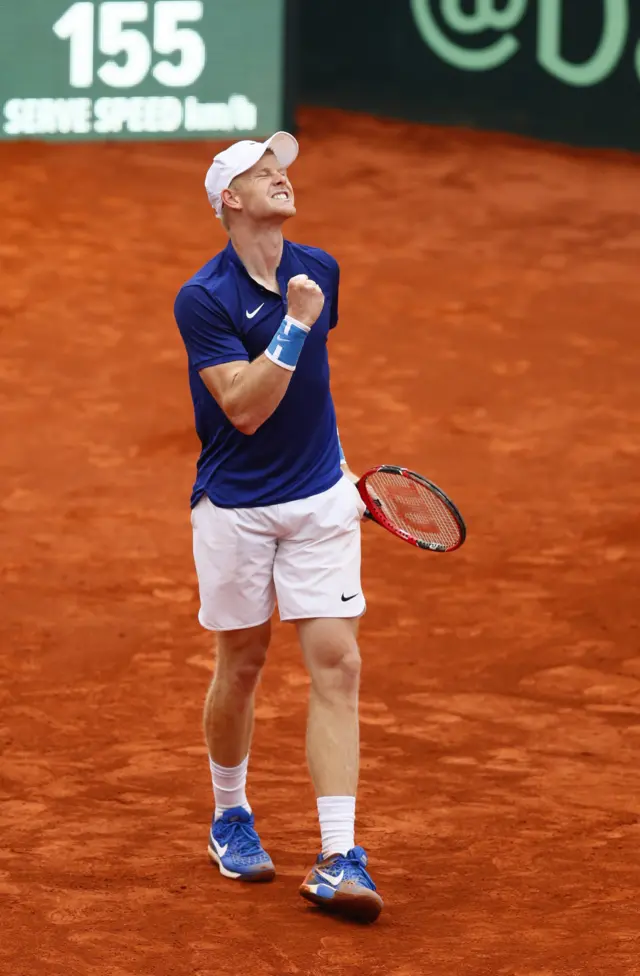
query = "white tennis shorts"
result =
(191, 474, 367, 631)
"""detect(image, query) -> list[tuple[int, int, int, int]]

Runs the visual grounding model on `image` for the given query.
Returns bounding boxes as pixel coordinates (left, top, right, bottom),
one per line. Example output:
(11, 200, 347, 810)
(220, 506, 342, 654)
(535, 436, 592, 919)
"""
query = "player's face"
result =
(235, 150, 296, 221)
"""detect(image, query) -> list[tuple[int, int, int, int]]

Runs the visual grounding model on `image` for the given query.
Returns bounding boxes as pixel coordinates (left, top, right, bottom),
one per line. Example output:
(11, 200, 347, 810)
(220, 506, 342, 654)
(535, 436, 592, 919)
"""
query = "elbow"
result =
(234, 417, 260, 436)
(221, 391, 262, 436)
(226, 406, 260, 436)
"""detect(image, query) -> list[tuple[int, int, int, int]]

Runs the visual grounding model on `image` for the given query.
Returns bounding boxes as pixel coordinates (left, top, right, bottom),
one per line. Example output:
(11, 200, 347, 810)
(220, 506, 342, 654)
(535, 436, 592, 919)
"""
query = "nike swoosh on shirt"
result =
(316, 868, 345, 886)
(211, 838, 228, 858)
(341, 593, 359, 602)
(246, 303, 265, 319)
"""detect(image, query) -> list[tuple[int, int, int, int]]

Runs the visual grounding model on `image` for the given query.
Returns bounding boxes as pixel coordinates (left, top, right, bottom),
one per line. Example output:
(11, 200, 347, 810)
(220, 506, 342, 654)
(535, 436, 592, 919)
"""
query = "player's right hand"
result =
(287, 274, 325, 328)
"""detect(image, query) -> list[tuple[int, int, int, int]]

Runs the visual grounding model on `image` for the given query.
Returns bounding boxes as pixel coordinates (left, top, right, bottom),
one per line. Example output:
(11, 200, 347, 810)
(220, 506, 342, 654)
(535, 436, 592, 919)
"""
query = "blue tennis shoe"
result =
(299, 845, 383, 922)
(208, 806, 275, 882)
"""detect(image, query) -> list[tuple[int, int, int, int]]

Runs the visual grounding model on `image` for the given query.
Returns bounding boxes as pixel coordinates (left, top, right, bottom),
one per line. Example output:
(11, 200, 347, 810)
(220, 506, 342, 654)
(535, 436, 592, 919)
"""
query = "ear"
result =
(220, 185, 242, 213)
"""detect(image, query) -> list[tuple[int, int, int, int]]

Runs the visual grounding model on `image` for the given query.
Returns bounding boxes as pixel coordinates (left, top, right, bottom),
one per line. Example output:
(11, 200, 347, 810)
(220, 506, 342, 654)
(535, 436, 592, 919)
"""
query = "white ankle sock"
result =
(210, 755, 252, 820)
(317, 795, 356, 858)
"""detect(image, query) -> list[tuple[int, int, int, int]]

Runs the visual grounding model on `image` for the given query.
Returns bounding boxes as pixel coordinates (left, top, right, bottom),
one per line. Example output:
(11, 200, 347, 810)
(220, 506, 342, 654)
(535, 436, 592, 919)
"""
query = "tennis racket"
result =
(356, 465, 466, 552)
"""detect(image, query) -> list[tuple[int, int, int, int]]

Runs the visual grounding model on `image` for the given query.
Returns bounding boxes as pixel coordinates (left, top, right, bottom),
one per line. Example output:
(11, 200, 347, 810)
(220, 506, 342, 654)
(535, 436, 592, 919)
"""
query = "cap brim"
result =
(227, 132, 299, 187)
(263, 131, 299, 169)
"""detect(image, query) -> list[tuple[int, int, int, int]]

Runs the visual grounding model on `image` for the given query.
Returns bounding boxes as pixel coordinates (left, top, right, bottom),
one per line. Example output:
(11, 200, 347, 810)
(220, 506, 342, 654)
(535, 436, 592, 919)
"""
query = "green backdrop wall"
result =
(299, 0, 640, 151)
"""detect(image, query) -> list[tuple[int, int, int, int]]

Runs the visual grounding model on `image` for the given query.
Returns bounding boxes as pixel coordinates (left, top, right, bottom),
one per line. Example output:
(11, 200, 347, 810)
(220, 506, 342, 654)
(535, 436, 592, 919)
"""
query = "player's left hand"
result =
(341, 465, 359, 485)
(342, 465, 369, 521)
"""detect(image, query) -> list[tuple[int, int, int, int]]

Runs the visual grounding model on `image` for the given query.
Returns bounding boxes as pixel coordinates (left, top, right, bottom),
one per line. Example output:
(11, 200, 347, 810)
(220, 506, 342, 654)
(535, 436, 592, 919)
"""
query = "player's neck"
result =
(230, 223, 284, 294)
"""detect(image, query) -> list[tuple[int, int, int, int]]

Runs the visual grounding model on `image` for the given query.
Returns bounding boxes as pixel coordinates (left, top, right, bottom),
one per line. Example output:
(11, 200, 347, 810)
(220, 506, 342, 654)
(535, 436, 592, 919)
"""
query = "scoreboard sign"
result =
(0, 0, 288, 141)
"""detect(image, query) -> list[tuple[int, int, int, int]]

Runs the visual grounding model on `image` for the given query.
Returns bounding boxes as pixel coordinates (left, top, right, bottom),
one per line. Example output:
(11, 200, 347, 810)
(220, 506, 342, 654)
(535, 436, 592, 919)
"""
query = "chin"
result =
(265, 196, 295, 217)
(271, 203, 296, 220)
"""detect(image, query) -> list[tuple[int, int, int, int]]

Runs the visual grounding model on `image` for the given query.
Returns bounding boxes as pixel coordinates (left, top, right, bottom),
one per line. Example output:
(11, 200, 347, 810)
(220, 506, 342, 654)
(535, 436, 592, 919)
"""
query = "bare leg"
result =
(205, 621, 275, 882)
(204, 621, 271, 766)
(296, 617, 361, 797)
(296, 616, 383, 919)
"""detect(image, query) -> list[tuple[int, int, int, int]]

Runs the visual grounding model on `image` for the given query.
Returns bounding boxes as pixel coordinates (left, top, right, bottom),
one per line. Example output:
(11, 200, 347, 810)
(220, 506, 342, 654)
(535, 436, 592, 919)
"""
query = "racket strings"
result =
(367, 471, 461, 548)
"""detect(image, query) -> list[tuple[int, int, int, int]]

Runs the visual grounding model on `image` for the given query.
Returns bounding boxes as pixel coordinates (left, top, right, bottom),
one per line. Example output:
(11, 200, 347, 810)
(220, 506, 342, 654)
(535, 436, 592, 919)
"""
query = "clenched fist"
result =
(287, 274, 325, 328)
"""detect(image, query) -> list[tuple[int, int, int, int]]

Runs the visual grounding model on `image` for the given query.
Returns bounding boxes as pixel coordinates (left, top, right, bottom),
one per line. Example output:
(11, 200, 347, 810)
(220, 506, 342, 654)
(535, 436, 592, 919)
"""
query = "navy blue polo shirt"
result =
(174, 239, 343, 509)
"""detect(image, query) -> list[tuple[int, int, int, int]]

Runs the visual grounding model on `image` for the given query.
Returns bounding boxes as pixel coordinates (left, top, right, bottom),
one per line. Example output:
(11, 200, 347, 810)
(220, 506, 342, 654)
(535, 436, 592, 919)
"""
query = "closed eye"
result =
(256, 168, 287, 180)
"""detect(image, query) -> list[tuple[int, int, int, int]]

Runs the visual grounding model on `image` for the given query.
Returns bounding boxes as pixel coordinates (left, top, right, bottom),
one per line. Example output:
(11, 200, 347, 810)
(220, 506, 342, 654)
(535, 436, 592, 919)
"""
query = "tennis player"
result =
(173, 132, 383, 923)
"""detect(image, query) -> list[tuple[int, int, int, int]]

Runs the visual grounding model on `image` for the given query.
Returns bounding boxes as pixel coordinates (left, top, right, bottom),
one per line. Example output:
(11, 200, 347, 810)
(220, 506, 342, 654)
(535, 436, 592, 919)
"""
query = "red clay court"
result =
(2, 107, 640, 974)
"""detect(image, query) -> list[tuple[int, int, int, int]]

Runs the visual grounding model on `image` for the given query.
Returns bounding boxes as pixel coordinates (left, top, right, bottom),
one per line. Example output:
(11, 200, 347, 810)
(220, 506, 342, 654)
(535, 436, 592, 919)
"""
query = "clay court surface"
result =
(2, 107, 640, 974)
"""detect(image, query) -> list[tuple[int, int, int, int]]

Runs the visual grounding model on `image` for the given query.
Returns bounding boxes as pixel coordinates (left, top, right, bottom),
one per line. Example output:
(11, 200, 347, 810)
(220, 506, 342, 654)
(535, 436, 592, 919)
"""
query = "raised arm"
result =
(199, 356, 291, 436)
(175, 275, 325, 436)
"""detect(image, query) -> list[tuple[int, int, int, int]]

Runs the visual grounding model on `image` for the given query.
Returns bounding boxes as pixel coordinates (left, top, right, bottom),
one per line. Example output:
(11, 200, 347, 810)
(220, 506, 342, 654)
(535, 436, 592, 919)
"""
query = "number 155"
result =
(53, 0, 206, 89)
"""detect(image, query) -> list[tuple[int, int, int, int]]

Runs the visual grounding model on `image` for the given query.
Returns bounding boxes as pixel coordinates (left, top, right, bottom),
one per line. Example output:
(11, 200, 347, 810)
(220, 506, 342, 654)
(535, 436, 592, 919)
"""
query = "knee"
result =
(215, 625, 270, 696)
(230, 656, 266, 697)
(309, 639, 362, 700)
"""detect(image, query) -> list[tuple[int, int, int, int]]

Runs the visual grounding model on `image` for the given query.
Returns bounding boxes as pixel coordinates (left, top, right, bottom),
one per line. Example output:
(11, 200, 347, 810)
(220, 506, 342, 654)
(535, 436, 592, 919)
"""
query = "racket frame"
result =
(356, 464, 466, 553)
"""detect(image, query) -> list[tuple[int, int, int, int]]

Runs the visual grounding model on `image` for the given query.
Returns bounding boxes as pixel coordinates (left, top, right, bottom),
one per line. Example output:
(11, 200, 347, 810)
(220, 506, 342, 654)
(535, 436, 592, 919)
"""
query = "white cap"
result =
(204, 131, 299, 218)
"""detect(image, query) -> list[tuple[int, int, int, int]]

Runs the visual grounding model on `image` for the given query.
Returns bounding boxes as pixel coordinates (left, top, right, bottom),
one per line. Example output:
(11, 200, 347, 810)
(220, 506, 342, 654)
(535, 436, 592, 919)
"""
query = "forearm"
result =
(223, 313, 310, 435)
(223, 355, 293, 435)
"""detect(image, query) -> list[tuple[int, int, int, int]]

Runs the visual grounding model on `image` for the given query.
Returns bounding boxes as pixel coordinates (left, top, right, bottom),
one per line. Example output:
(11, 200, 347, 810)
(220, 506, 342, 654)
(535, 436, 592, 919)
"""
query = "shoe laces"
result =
(329, 849, 377, 891)
(218, 818, 264, 857)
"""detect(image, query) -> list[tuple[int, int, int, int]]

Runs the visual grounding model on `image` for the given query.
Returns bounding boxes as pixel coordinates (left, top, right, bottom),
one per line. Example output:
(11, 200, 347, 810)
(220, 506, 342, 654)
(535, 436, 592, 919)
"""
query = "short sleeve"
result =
(329, 260, 340, 330)
(174, 285, 249, 371)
